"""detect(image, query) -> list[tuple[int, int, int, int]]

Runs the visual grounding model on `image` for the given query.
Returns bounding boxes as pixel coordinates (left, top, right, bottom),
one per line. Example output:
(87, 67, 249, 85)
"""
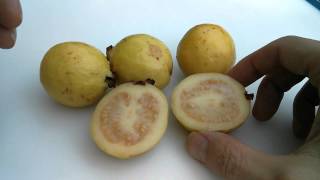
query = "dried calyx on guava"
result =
(40, 42, 112, 107)
(171, 73, 251, 132)
(177, 24, 236, 75)
(107, 34, 173, 89)
(91, 81, 168, 159)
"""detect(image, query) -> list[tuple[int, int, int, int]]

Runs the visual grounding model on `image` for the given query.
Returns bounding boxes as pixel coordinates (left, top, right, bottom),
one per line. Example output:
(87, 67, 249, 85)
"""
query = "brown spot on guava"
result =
(62, 87, 72, 95)
(148, 44, 162, 60)
(80, 94, 86, 99)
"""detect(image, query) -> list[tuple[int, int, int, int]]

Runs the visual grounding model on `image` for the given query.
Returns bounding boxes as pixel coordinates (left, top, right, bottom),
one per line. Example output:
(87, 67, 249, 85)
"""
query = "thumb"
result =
(186, 131, 284, 180)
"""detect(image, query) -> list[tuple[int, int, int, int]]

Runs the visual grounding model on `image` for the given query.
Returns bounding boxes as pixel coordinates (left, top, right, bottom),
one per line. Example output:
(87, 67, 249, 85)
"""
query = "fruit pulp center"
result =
(100, 92, 160, 146)
(180, 79, 240, 123)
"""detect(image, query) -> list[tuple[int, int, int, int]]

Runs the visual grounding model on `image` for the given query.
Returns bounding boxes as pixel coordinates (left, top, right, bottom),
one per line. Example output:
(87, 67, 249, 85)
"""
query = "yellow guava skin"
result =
(109, 34, 173, 89)
(40, 42, 112, 107)
(177, 24, 236, 75)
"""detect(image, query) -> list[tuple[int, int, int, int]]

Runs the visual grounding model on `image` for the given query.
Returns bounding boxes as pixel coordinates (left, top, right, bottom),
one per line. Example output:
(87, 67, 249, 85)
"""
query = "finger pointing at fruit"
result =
(187, 36, 320, 179)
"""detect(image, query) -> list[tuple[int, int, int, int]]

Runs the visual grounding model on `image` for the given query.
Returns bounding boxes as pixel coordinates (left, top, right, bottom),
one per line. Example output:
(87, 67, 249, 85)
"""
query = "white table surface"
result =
(1, 0, 320, 179)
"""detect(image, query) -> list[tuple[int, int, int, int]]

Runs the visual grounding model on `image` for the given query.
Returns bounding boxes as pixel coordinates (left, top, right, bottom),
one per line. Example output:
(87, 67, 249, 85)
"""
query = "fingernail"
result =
(187, 132, 208, 162)
(11, 30, 17, 42)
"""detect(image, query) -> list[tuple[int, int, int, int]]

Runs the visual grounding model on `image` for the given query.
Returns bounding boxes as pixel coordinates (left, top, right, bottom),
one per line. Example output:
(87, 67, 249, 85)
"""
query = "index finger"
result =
(228, 36, 320, 87)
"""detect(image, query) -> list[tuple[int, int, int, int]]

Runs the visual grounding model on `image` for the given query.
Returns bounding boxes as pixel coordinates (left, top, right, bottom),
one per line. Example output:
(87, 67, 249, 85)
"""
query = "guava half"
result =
(171, 73, 251, 132)
(91, 82, 168, 159)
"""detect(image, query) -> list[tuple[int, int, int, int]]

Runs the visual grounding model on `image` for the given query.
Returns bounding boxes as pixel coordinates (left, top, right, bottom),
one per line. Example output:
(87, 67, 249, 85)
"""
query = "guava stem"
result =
(244, 91, 254, 100)
(106, 45, 113, 61)
(134, 81, 146, 85)
(133, 79, 156, 86)
(105, 76, 116, 88)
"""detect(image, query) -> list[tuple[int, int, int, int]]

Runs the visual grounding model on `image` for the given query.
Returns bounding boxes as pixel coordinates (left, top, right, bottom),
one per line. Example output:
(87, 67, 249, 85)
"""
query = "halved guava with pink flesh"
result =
(171, 73, 251, 132)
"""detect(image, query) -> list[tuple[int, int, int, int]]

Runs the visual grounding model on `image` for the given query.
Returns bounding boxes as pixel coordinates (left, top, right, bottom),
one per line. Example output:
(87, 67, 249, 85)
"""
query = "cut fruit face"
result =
(171, 73, 251, 132)
(91, 82, 168, 159)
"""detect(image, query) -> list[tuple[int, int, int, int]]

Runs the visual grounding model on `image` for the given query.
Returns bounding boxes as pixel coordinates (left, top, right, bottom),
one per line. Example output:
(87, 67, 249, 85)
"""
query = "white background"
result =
(1, 0, 320, 179)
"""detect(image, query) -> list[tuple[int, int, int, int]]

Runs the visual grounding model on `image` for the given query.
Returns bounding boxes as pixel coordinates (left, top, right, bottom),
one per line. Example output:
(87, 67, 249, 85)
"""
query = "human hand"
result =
(0, 0, 22, 49)
(186, 36, 320, 179)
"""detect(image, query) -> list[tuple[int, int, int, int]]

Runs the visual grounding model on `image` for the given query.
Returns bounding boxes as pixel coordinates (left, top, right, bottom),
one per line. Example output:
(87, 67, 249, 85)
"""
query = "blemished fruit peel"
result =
(177, 24, 236, 75)
(40, 42, 112, 107)
(109, 34, 173, 89)
(91, 82, 168, 159)
(171, 73, 251, 132)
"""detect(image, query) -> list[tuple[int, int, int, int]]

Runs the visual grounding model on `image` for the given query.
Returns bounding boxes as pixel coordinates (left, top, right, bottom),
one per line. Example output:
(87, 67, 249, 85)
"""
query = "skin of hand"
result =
(0, 0, 22, 49)
(186, 36, 320, 180)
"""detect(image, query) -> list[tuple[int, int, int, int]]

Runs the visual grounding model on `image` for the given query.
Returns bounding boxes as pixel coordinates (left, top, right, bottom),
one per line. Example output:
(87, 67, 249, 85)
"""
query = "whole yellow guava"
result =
(109, 34, 173, 89)
(40, 42, 113, 107)
(177, 24, 236, 75)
